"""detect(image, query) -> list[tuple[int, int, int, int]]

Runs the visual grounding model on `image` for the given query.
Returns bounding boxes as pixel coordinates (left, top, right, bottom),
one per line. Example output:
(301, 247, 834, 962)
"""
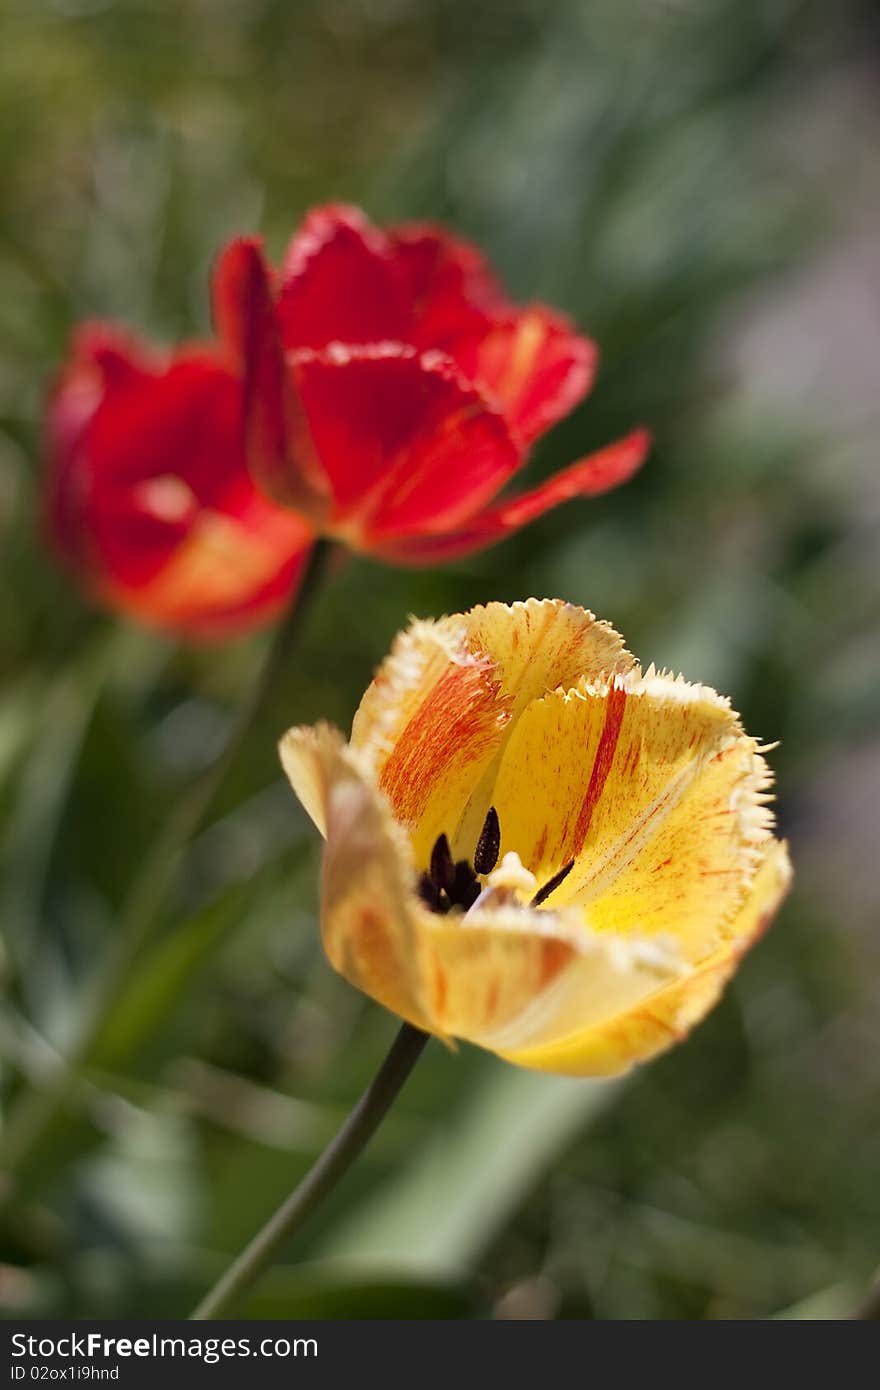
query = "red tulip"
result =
(46, 325, 312, 639)
(213, 204, 649, 563)
(46, 207, 649, 639)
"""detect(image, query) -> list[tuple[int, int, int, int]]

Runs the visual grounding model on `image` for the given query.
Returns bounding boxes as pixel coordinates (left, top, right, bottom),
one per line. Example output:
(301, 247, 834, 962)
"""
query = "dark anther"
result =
(453, 859, 481, 910)
(417, 872, 449, 914)
(430, 833, 455, 894)
(473, 805, 501, 876)
(531, 859, 575, 907)
(417, 872, 440, 909)
(422, 831, 488, 914)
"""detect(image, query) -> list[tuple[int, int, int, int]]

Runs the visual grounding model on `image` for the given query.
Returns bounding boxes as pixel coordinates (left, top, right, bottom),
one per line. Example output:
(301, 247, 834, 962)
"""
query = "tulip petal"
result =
(356, 628, 511, 871)
(280, 723, 435, 1031)
(280, 601, 791, 1077)
(370, 430, 650, 565)
(46, 326, 313, 639)
(496, 840, 792, 1075)
(488, 667, 777, 963)
(279, 718, 687, 1063)
(351, 600, 634, 867)
(422, 906, 681, 1058)
(388, 224, 508, 348)
(277, 204, 409, 348)
(112, 500, 313, 641)
(275, 213, 594, 445)
(275, 209, 510, 355)
(466, 306, 597, 445)
(289, 345, 521, 540)
(212, 238, 332, 518)
(46, 324, 158, 573)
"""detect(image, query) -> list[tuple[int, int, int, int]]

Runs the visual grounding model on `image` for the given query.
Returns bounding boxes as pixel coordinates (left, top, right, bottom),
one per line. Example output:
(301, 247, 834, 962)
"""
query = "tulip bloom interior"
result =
(282, 600, 791, 1076)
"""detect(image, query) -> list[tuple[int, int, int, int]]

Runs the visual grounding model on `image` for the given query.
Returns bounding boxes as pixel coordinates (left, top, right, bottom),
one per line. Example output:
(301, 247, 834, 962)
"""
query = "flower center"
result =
(417, 806, 574, 915)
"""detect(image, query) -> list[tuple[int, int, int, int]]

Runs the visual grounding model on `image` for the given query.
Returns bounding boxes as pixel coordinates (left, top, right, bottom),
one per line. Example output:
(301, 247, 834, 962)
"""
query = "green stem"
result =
(0, 539, 335, 1185)
(104, 536, 335, 990)
(190, 1022, 429, 1319)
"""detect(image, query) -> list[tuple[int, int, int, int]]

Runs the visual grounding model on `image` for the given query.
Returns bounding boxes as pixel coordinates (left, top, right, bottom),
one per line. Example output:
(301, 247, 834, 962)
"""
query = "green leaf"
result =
(319, 1062, 623, 1277)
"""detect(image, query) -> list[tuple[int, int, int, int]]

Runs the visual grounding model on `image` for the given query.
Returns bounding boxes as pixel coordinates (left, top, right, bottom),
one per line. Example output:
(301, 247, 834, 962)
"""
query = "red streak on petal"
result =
(379, 660, 507, 828)
(570, 682, 628, 857)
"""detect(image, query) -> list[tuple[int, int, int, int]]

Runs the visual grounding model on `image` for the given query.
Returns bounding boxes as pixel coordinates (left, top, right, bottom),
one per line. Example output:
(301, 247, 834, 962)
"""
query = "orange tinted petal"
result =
(472, 305, 597, 444)
(351, 601, 633, 866)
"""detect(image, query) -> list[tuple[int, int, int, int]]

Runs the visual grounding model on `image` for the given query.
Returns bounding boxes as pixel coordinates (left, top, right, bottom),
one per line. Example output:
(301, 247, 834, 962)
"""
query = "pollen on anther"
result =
(473, 805, 501, 875)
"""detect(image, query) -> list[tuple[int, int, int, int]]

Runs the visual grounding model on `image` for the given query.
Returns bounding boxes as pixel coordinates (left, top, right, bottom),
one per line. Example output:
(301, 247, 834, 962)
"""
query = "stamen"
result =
(430, 833, 455, 893)
(417, 872, 450, 914)
(473, 805, 501, 875)
(530, 859, 575, 907)
(453, 859, 481, 909)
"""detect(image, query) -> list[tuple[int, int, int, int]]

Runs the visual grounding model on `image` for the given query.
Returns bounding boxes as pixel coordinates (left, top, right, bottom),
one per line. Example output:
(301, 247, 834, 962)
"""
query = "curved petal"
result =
(289, 345, 520, 540)
(372, 430, 650, 565)
(219, 212, 636, 552)
(464, 306, 597, 445)
(108, 500, 313, 641)
(277, 204, 407, 349)
(422, 905, 680, 1058)
(354, 627, 510, 871)
(46, 323, 158, 574)
(280, 723, 434, 1031)
(212, 238, 332, 519)
(350, 600, 634, 866)
(45, 325, 313, 639)
(276, 210, 509, 356)
(489, 666, 777, 963)
(388, 223, 508, 348)
(279, 719, 685, 1064)
(496, 840, 792, 1075)
(274, 209, 595, 443)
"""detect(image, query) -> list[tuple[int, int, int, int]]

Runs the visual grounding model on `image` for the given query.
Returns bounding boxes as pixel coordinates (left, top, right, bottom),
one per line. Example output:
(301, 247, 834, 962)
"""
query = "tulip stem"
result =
(0, 539, 335, 1185)
(112, 536, 336, 977)
(190, 1021, 430, 1319)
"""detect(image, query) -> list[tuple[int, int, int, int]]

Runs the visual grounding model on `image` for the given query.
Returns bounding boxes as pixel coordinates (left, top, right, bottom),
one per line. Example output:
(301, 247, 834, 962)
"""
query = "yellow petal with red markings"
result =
(279, 717, 683, 1058)
(496, 839, 792, 1075)
(351, 599, 634, 866)
(280, 723, 433, 1031)
(278, 601, 792, 1078)
(421, 906, 681, 1055)
(489, 666, 773, 962)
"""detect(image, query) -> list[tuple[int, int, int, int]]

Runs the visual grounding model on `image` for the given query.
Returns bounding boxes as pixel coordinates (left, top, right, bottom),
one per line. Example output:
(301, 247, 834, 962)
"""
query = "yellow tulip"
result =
(281, 600, 791, 1076)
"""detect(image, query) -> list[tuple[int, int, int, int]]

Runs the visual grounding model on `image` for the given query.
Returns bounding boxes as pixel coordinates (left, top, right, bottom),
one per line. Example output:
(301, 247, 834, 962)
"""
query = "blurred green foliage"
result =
(0, 0, 878, 1319)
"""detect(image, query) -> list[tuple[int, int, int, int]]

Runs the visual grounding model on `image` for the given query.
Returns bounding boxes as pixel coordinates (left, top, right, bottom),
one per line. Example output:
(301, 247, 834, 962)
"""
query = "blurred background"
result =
(0, 0, 878, 1320)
